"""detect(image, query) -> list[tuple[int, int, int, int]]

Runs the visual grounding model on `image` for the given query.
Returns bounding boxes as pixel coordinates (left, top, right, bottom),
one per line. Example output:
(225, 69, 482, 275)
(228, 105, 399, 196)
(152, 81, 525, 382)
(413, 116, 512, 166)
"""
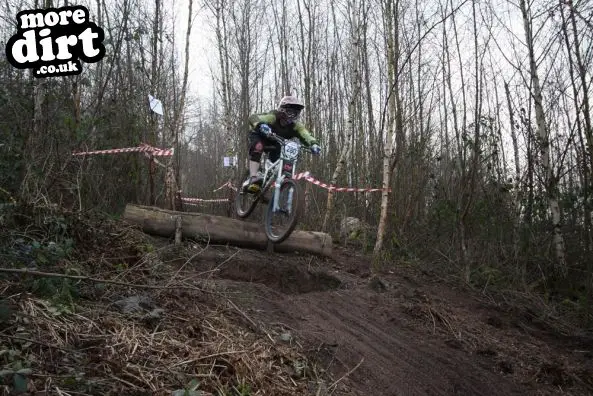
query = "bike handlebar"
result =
(268, 133, 318, 153)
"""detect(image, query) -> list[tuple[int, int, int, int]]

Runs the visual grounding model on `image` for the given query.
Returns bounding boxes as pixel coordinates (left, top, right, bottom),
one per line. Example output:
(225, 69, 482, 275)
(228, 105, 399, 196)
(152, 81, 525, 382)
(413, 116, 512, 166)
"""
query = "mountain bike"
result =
(235, 133, 314, 243)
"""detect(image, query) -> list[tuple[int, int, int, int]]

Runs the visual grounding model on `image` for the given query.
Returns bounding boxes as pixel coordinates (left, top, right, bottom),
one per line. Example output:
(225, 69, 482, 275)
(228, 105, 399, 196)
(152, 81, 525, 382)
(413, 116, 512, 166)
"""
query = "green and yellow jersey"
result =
(248, 110, 317, 147)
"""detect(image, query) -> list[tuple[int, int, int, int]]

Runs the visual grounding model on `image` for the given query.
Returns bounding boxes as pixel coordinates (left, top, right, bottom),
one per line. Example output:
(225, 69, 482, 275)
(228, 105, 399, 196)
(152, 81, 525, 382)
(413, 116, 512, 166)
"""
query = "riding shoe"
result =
(247, 176, 263, 193)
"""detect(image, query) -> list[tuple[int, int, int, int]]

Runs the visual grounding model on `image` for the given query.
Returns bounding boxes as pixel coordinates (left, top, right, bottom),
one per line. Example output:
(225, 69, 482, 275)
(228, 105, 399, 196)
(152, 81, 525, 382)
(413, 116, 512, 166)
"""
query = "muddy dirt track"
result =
(191, 245, 593, 396)
(3, 207, 591, 395)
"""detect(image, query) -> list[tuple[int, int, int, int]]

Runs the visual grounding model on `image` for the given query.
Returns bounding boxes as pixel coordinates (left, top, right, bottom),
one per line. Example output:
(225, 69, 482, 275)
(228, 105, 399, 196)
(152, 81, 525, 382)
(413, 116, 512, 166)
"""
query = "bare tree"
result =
(322, 0, 359, 232)
(164, 0, 194, 211)
(375, 0, 403, 254)
(519, 0, 567, 275)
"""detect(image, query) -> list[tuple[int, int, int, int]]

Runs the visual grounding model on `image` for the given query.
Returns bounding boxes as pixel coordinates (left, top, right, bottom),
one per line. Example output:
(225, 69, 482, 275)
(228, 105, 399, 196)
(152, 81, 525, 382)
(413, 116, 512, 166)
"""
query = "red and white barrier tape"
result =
(142, 143, 173, 157)
(72, 143, 173, 157)
(182, 181, 235, 204)
(182, 197, 229, 204)
(293, 172, 390, 193)
(213, 180, 237, 192)
(142, 151, 167, 168)
(181, 171, 387, 207)
(220, 173, 387, 193)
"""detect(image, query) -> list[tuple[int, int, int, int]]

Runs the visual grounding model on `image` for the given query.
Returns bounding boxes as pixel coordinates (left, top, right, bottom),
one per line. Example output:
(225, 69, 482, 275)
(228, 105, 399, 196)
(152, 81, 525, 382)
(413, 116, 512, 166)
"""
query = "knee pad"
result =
(249, 141, 263, 162)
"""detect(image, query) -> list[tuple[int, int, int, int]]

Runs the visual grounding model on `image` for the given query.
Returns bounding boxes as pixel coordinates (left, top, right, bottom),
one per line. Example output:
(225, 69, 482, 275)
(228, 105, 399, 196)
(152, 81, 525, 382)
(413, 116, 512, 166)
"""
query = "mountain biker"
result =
(245, 95, 321, 193)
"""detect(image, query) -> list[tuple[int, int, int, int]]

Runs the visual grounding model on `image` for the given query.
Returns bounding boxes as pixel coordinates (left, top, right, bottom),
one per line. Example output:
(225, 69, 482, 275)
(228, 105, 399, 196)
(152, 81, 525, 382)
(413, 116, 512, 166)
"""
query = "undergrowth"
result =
(380, 233, 593, 335)
(0, 203, 331, 395)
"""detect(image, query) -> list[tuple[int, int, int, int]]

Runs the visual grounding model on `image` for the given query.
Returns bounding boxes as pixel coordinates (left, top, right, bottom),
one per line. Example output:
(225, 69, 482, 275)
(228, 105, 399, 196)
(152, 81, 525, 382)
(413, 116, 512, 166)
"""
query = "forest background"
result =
(1, 0, 592, 328)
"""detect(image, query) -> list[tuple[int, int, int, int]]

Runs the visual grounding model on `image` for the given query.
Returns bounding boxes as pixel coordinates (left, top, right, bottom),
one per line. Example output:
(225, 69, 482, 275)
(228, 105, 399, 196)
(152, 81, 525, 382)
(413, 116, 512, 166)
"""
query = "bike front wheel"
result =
(235, 171, 259, 218)
(264, 179, 303, 243)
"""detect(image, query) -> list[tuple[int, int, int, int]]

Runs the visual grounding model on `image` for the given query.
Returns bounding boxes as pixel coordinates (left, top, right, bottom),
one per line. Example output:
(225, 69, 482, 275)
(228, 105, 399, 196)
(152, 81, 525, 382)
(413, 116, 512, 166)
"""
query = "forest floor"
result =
(1, 206, 592, 395)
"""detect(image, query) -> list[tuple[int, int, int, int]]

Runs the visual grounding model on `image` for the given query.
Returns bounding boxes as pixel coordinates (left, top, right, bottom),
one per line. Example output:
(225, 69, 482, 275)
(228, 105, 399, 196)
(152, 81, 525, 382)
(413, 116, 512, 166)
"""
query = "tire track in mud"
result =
(283, 290, 524, 396)
(203, 248, 532, 395)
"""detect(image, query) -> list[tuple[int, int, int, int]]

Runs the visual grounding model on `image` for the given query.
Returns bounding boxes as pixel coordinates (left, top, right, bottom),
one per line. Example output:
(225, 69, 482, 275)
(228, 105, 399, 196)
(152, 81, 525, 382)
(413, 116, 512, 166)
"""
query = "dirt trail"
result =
(5, 207, 591, 395)
(192, 245, 593, 396)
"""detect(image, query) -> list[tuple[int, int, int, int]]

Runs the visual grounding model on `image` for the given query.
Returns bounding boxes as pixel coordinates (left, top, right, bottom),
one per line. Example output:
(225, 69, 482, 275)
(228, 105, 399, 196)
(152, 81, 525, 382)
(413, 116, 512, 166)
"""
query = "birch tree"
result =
(519, 0, 567, 275)
(374, 0, 401, 253)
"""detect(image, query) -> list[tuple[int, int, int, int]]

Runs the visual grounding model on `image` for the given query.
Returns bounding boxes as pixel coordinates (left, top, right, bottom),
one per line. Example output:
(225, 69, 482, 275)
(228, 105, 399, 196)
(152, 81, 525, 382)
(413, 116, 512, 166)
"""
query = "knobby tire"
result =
(235, 171, 259, 218)
(264, 179, 303, 243)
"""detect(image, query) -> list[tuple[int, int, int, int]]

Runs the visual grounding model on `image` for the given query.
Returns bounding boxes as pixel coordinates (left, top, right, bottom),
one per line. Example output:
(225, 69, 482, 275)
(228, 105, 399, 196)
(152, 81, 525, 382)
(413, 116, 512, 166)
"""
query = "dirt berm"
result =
(192, 245, 593, 396)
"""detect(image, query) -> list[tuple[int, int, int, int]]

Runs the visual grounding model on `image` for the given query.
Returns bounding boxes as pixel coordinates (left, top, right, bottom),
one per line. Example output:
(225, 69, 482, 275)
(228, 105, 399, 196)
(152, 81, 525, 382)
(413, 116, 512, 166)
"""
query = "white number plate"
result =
(284, 141, 299, 159)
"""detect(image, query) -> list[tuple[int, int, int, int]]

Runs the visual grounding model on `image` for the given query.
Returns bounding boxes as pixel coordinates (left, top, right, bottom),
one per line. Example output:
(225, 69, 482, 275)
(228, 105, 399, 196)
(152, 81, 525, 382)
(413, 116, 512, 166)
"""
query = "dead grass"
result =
(0, 204, 329, 395)
(1, 291, 323, 395)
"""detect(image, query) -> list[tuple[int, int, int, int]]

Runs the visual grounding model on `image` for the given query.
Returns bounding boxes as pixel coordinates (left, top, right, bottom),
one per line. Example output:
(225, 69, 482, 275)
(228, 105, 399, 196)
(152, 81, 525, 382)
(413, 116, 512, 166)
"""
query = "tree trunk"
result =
(459, 0, 485, 283)
(164, 0, 193, 210)
(568, 2, 593, 175)
(560, 2, 592, 256)
(520, 0, 567, 275)
(504, 80, 524, 282)
(374, 0, 400, 254)
(272, 0, 290, 93)
(147, 0, 161, 206)
(504, 81, 520, 186)
(123, 204, 333, 257)
(322, 0, 360, 233)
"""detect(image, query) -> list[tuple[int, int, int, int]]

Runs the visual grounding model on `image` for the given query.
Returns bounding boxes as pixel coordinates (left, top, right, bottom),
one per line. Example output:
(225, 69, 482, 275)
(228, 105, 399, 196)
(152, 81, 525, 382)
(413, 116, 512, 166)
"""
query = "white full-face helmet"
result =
(278, 95, 305, 124)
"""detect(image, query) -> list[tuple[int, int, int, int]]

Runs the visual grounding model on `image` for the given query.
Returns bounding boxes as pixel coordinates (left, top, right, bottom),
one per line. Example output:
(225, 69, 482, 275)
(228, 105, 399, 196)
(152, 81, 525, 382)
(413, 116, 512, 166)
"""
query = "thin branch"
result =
(328, 357, 364, 393)
(0, 334, 75, 353)
(0, 267, 208, 291)
(380, 0, 471, 136)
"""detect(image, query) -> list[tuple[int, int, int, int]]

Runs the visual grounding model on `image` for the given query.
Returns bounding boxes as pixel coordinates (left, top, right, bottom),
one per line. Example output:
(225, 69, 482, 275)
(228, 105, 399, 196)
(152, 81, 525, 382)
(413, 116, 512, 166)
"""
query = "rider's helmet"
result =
(278, 95, 305, 124)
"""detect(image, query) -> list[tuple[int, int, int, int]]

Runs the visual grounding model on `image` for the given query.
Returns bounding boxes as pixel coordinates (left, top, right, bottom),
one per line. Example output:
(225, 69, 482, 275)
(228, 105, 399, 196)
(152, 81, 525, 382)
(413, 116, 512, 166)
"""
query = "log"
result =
(123, 204, 333, 257)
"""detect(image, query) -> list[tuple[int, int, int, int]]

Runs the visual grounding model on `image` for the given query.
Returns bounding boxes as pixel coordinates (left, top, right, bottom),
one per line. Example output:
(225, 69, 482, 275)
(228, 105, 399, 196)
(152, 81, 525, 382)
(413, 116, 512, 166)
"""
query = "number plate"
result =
(283, 141, 299, 159)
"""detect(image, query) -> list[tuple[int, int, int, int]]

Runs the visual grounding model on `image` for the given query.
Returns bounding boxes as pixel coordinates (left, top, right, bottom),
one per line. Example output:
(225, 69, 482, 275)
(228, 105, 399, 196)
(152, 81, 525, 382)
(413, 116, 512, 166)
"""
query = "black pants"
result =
(248, 131, 281, 163)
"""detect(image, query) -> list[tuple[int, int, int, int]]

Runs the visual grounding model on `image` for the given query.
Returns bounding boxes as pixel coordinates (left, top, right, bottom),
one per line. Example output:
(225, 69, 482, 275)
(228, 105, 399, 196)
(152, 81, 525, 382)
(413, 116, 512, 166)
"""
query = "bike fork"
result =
(271, 179, 293, 215)
(287, 187, 293, 213)
(272, 179, 281, 213)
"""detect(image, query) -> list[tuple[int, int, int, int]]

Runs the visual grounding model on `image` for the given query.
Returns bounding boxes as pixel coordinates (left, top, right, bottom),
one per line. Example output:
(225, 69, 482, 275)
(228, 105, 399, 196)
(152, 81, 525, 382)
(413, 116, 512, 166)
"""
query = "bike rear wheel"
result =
(264, 179, 303, 243)
(235, 171, 259, 218)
